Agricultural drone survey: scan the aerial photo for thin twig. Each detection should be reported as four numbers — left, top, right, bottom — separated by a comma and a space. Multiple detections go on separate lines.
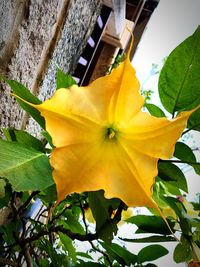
89, 240, 113, 267
16, 191, 40, 220
182, 124, 200, 136
78, 196, 88, 234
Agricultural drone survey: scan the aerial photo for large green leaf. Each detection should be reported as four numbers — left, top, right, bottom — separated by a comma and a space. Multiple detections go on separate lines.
0, 139, 53, 191
126, 215, 174, 235
59, 233, 77, 264
138, 245, 168, 263
88, 190, 120, 243
7, 80, 45, 129
3, 128, 45, 153
174, 142, 200, 175
158, 26, 200, 114
173, 235, 191, 263
100, 242, 137, 266
158, 161, 188, 192
56, 68, 76, 89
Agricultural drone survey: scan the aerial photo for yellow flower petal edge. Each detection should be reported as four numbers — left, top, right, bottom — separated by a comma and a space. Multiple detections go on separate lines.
13, 41, 199, 237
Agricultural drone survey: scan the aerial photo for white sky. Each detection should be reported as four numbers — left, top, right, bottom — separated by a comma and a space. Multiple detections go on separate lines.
128, 0, 200, 266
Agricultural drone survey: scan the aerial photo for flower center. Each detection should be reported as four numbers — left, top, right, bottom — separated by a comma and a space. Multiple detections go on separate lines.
107, 128, 116, 139
105, 126, 118, 141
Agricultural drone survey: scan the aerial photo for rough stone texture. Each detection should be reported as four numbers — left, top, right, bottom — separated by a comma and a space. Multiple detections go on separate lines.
0, 0, 27, 71
26, 0, 102, 138
0, 0, 102, 138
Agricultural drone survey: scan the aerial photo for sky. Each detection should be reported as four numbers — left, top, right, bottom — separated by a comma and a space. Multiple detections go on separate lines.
129, 0, 200, 266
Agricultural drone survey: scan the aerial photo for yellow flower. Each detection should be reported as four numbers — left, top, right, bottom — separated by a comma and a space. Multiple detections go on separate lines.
15, 47, 197, 213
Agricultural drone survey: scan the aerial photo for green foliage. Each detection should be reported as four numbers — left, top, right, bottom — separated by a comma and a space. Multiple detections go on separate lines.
158, 26, 200, 115
88, 190, 121, 242
56, 68, 77, 89
174, 142, 200, 175
3, 128, 45, 152
187, 108, 200, 132
59, 233, 77, 264
126, 215, 174, 235
173, 236, 192, 263
137, 245, 168, 263
0, 138, 53, 191
100, 242, 137, 265
6, 79, 45, 129
144, 103, 166, 117
158, 161, 188, 192
0, 178, 6, 198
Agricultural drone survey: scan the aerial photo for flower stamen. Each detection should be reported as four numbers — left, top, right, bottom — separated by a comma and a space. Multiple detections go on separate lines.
105, 127, 118, 141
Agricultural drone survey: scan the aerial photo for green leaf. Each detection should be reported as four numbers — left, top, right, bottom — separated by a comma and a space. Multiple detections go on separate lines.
61, 209, 84, 235
39, 184, 57, 203
158, 26, 200, 114
75, 263, 106, 267
59, 233, 77, 264
174, 142, 200, 175
0, 179, 6, 198
40, 239, 69, 265
145, 264, 158, 267
41, 131, 54, 148
0, 184, 12, 209
88, 190, 120, 243
0, 138, 53, 191
187, 108, 200, 132
145, 103, 166, 117
138, 245, 168, 263
7, 80, 45, 129
56, 68, 76, 89
159, 179, 181, 196
163, 197, 186, 219
126, 215, 174, 235
158, 161, 188, 192
3, 128, 45, 152
76, 252, 93, 261
120, 235, 176, 243
100, 242, 137, 266
173, 235, 191, 263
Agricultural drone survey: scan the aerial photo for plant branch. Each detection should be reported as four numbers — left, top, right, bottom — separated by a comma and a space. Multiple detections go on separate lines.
0, 258, 20, 267
22, 225, 98, 246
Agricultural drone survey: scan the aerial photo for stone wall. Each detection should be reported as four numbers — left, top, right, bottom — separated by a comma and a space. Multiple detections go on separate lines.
0, 0, 102, 137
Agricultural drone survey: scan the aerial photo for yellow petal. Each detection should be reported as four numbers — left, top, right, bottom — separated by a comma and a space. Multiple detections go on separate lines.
122, 109, 196, 159
51, 136, 157, 209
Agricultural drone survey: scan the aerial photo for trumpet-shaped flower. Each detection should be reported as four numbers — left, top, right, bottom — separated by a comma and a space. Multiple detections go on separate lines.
15, 48, 197, 213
